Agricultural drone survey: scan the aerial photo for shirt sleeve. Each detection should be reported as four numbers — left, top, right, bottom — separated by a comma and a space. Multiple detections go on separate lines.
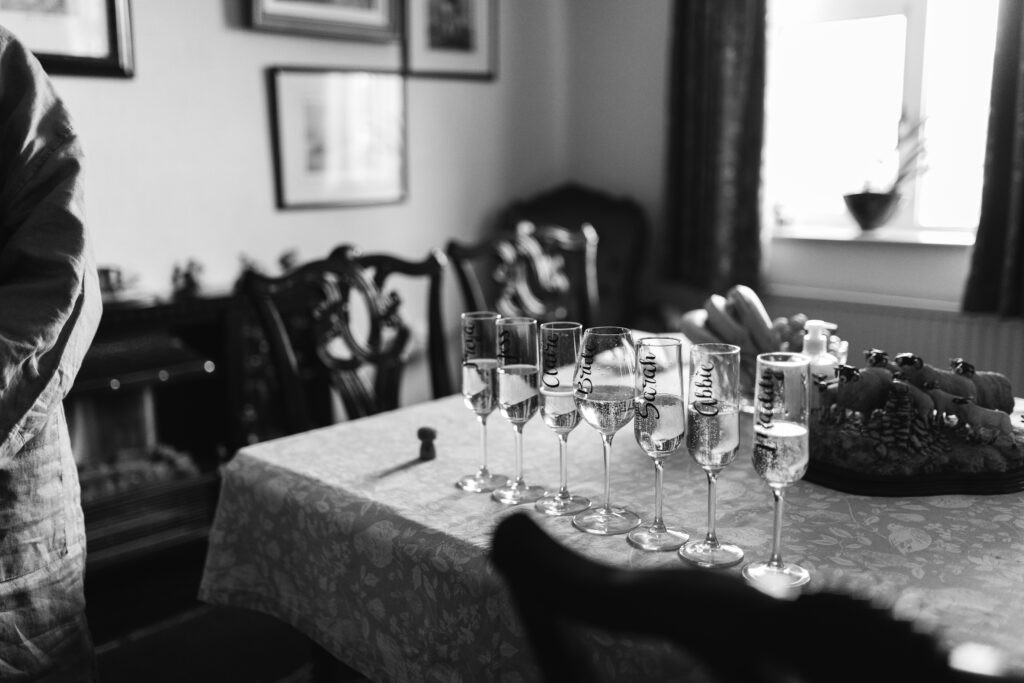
0, 28, 102, 464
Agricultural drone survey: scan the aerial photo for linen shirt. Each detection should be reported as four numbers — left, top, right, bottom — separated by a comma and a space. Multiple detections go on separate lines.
0, 25, 102, 682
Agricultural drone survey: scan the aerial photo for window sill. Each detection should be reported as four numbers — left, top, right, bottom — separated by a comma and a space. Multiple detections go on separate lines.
771, 224, 975, 247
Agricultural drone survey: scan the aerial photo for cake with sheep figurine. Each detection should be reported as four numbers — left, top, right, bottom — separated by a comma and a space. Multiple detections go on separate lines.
808, 349, 1024, 494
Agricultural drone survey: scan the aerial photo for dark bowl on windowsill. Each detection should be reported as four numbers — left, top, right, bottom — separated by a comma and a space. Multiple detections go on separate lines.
843, 191, 901, 231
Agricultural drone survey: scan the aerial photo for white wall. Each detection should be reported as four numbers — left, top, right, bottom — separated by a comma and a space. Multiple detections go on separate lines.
563, 0, 672, 249
50, 0, 569, 297
47, 0, 975, 338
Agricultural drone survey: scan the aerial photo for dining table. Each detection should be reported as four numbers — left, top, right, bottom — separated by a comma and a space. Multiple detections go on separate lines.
198, 391, 1024, 682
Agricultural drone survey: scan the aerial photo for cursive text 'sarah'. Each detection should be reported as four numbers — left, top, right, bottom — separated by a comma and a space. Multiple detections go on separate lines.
635, 353, 660, 419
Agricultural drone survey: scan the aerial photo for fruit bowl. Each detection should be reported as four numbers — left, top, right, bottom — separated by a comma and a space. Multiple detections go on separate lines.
675, 287, 1024, 495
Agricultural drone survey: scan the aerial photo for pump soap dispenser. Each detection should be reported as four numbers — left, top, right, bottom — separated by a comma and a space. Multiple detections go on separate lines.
803, 319, 839, 384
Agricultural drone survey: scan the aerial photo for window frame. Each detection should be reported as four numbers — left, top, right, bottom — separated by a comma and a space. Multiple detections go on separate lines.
764, 0, 990, 242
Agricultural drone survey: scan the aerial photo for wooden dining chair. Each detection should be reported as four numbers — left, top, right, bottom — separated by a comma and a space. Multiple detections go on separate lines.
236, 245, 451, 437
491, 513, 1013, 683
495, 182, 651, 327
446, 220, 599, 327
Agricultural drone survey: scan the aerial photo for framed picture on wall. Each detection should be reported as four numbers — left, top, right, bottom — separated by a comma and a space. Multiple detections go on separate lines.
252, 0, 401, 42
0, 0, 134, 77
404, 0, 496, 79
269, 68, 406, 209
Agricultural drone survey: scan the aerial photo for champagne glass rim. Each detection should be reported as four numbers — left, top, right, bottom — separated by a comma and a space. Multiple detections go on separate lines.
692, 342, 740, 354
540, 320, 582, 331
462, 310, 500, 320
584, 325, 631, 336
757, 352, 810, 365
636, 336, 683, 348
496, 316, 537, 326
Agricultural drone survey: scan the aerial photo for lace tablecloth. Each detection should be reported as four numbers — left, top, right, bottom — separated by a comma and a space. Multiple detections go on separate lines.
199, 394, 1024, 682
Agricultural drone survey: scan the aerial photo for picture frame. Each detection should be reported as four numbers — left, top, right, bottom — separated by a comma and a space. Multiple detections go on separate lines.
404, 0, 496, 79
0, 0, 134, 77
268, 68, 406, 209
252, 0, 401, 42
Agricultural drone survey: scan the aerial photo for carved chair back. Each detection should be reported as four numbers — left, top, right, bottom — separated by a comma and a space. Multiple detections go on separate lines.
496, 183, 650, 327
446, 220, 599, 328
238, 245, 451, 436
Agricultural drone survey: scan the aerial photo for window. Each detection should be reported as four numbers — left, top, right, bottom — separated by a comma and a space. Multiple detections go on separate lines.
763, 0, 999, 237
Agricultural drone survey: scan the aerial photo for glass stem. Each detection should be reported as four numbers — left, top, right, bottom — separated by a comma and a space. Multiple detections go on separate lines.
704, 470, 720, 547
513, 424, 525, 485
768, 487, 785, 569
477, 414, 489, 474
600, 433, 614, 511
557, 433, 570, 499
651, 458, 667, 532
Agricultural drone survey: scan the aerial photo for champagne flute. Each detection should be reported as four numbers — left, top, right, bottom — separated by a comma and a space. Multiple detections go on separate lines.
491, 317, 546, 505
571, 326, 640, 535
679, 343, 745, 568
742, 352, 812, 591
535, 322, 590, 516
627, 337, 689, 551
455, 311, 508, 492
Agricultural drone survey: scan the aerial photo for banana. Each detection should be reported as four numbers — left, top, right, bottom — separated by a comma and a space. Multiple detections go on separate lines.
771, 316, 789, 350
676, 308, 722, 345
725, 284, 776, 353
789, 313, 808, 351
772, 315, 807, 352
703, 293, 756, 350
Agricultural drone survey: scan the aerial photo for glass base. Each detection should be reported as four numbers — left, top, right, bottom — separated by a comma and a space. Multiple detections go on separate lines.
572, 506, 641, 536
679, 538, 744, 568
741, 560, 810, 595
456, 469, 508, 493
491, 481, 545, 505
627, 525, 689, 552
535, 493, 590, 516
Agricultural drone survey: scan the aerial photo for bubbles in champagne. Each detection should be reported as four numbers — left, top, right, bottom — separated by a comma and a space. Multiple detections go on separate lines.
634, 394, 685, 456
576, 385, 634, 435
686, 404, 740, 469
498, 364, 539, 424
462, 359, 497, 416
753, 420, 809, 487
540, 385, 581, 434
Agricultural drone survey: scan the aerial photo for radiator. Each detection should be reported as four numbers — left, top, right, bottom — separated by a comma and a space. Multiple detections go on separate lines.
765, 295, 1024, 391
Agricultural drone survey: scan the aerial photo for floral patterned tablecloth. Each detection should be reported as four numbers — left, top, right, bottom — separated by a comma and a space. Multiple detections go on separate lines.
199, 394, 1024, 682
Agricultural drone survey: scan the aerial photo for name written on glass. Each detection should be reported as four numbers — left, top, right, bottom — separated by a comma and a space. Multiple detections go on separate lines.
635, 352, 660, 420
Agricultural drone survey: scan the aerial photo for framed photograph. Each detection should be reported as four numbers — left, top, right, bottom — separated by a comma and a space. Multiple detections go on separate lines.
269, 68, 406, 209
0, 0, 133, 77
405, 0, 496, 79
252, 0, 401, 42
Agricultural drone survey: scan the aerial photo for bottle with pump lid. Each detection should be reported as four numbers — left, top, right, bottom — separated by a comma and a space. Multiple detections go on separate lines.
803, 319, 839, 384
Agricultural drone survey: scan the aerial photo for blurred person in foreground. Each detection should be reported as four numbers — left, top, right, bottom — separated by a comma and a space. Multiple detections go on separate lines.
0, 24, 103, 682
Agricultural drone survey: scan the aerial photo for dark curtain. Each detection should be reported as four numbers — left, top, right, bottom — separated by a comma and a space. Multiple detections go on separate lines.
963, 0, 1024, 315
663, 0, 767, 294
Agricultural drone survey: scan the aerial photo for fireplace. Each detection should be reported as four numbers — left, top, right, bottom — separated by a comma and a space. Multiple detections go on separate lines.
68, 296, 242, 571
